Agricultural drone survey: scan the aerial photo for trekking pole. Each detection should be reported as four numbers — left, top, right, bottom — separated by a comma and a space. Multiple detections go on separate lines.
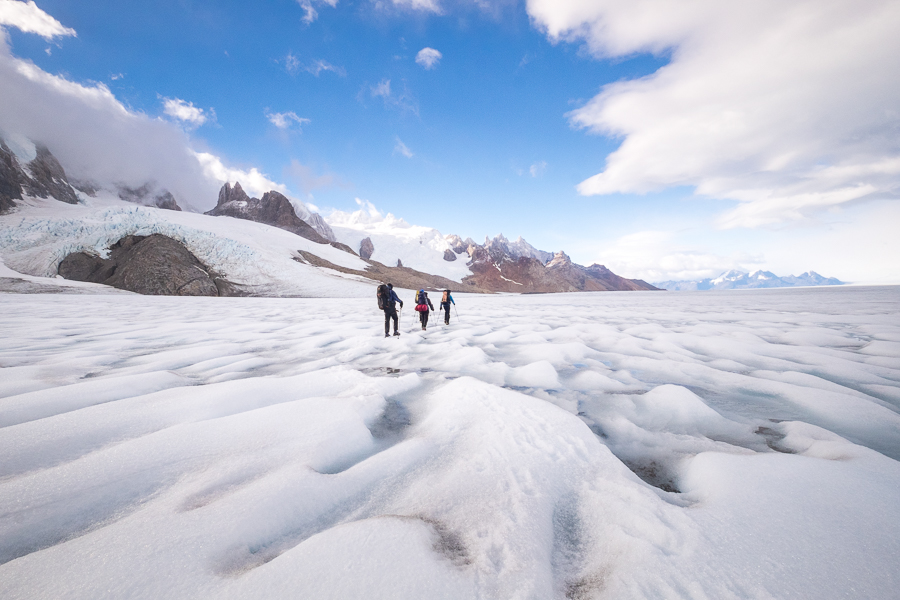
454, 305, 460, 323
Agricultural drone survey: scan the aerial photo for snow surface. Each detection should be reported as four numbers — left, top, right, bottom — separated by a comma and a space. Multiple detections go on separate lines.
0, 195, 374, 297
1, 286, 899, 599
327, 201, 472, 282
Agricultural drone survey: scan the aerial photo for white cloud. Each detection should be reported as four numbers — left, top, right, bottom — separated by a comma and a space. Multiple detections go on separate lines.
284, 52, 301, 74
0, 32, 287, 212
394, 137, 413, 158
371, 79, 391, 98
304, 59, 346, 77
525, 0, 900, 227
284, 53, 345, 77
0, 0, 75, 40
589, 230, 763, 282
194, 152, 289, 200
415, 47, 442, 69
529, 161, 547, 177
161, 96, 210, 128
368, 78, 418, 115
264, 109, 310, 131
390, 0, 442, 14
296, 0, 338, 25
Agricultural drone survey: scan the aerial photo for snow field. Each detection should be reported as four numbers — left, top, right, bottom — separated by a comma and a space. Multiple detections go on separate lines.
1, 286, 899, 598
0, 196, 374, 297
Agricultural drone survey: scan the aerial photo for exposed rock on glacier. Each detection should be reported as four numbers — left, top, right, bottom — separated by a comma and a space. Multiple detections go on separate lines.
359, 237, 374, 260
443, 249, 456, 262
58, 234, 237, 296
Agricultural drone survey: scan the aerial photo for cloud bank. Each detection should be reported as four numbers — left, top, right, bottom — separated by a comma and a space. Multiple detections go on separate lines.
0, 0, 74, 39
525, 0, 900, 227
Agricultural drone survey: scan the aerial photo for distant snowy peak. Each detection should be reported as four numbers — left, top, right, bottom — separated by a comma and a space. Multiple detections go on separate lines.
481, 233, 554, 264
655, 270, 845, 291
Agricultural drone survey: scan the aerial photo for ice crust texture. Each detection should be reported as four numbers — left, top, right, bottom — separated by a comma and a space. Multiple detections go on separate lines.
1, 287, 899, 599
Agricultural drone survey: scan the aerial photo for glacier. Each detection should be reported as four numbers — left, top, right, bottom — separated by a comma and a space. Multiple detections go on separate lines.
1, 285, 898, 599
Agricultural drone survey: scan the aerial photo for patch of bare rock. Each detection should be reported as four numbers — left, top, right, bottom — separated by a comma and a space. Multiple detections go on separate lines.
58, 234, 243, 296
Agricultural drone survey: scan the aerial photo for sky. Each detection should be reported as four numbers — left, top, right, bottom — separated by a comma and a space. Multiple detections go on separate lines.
0, 0, 898, 283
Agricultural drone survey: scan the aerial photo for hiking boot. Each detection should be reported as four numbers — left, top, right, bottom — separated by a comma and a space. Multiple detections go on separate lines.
393, 331, 400, 336
384, 333, 390, 338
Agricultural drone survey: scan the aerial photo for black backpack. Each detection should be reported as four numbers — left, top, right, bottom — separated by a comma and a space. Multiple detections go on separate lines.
377, 284, 388, 310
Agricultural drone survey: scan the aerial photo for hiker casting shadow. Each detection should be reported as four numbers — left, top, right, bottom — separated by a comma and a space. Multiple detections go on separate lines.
378, 283, 403, 337
415, 289, 435, 331
439, 289, 455, 325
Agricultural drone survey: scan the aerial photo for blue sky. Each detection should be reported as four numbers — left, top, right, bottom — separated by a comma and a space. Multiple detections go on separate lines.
1, 0, 899, 283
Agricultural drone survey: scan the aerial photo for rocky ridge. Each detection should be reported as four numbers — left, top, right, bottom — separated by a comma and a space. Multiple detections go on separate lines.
0, 135, 182, 212
1, 137, 79, 212
455, 234, 658, 293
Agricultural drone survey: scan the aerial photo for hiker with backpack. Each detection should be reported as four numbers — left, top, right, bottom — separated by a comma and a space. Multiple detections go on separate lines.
414, 289, 435, 331
439, 289, 455, 325
377, 283, 403, 337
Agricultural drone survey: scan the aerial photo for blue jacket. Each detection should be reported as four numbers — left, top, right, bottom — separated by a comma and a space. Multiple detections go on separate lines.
440, 293, 455, 308
389, 289, 403, 307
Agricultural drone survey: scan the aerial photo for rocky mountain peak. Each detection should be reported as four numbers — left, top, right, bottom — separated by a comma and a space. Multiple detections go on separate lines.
0, 136, 80, 212
206, 182, 332, 245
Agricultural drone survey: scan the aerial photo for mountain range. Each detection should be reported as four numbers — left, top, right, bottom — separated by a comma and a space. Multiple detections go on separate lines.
654, 269, 845, 291
0, 135, 658, 297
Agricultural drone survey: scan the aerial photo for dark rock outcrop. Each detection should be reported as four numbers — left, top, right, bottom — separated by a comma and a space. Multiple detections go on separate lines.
0, 141, 23, 213
23, 145, 79, 204
206, 182, 329, 244
117, 184, 182, 211
0, 138, 80, 211
443, 249, 457, 262
57, 234, 235, 296
359, 237, 374, 260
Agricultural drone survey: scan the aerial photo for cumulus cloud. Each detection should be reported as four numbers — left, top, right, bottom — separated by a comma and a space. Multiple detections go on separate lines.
525, 0, 900, 227
394, 137, 413, 158
415, 47, 442, 69
194, 152, 288, 199
264, 109, 310, 131
0, 0, 75, 39
161, 96, 211, 128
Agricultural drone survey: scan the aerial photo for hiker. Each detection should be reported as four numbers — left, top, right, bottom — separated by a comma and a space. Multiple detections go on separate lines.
439, 289, 455, 325
377, 283, 403, 337
414, 289, 435, 330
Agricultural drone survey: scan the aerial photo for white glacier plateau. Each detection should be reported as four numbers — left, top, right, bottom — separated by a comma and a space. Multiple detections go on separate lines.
1, 285, 899, 599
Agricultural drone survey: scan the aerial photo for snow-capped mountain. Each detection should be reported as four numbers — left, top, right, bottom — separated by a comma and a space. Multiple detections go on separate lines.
1, 133, 182, 213
655, 269, 845, 291
1, 136, 657, 297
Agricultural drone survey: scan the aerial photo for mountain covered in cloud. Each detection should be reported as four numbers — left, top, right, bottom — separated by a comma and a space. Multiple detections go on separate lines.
0, 138, 656, 296
654, 269, 845, 291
